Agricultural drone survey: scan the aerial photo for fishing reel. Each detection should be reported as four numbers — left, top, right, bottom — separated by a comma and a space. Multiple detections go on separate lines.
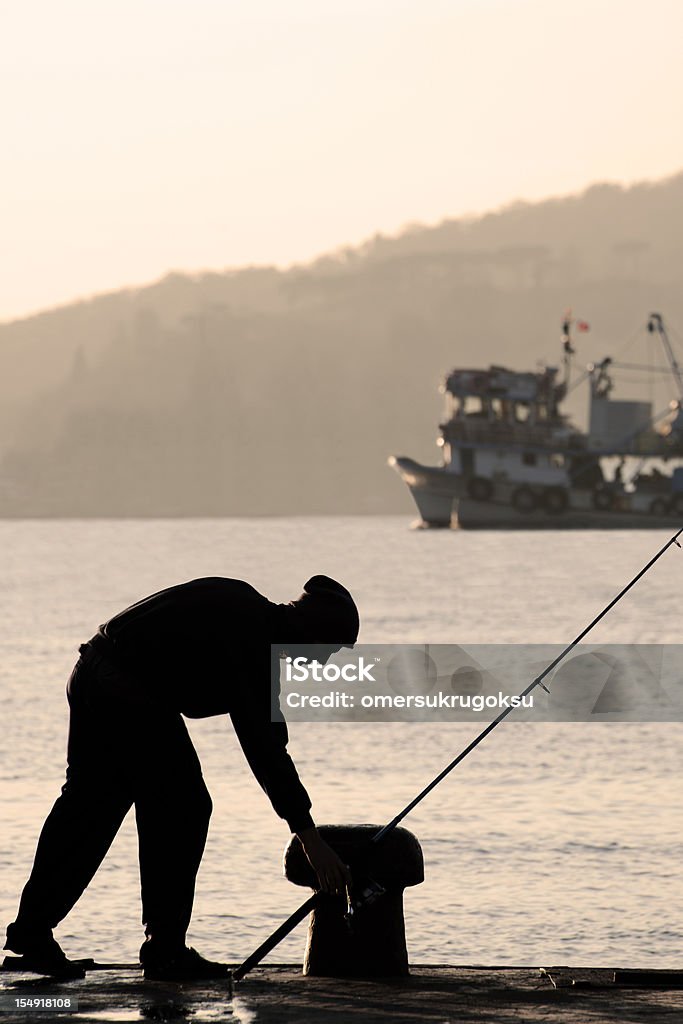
343, 876, 386, 931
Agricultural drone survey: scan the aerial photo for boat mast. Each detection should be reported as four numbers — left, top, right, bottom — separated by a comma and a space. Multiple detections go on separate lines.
648, 312, 683, 403
561, 312, 575, 390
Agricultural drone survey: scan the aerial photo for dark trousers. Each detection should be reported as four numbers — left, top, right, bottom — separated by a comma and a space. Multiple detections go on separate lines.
12, 646, 212, 947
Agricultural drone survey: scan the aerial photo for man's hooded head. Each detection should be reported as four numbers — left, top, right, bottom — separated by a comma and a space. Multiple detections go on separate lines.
290, 575, 360, 646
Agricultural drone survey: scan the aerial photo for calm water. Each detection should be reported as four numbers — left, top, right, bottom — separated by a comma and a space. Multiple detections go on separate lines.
1, 518, 682, 968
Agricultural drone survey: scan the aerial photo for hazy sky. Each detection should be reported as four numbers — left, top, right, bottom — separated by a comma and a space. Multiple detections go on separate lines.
2, 0, 683, 321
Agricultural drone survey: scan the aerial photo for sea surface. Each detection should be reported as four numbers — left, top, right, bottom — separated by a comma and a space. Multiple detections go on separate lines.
1, 517, 682, 969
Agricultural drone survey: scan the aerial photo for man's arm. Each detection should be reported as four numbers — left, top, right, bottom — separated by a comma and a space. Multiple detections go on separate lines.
230, 713, 351, 894
231, 713, 313, 831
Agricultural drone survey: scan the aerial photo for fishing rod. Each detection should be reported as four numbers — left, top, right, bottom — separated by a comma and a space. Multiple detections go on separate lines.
232, 528, 682, 982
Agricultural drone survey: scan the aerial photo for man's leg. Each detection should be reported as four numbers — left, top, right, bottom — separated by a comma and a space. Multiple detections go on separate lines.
6, 655, 134, 959
133, 712, 212, 949
131, 713, 229, 979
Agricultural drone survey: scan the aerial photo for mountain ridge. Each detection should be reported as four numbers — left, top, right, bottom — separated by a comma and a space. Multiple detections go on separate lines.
2, 171, 682, 515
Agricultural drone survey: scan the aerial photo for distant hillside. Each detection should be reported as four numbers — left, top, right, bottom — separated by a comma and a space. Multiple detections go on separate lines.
2, 172, 683, 516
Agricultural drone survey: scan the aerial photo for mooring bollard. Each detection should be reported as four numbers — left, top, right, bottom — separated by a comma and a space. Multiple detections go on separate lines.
283, 823, 424, 977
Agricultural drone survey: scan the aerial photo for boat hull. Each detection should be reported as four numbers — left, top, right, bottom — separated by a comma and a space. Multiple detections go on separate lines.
389, 456, 678, 530
454, 499, 673, 530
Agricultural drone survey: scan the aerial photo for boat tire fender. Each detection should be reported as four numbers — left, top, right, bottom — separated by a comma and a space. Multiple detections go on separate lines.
467, 476, 494, 502
649, 496, 669, 517
544, 486, 569, 514
592, 487, 614, 511
512, 485, 537, 513
670, 494, 683, 516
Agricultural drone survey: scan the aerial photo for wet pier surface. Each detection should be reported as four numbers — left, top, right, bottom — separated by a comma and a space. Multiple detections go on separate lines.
3, 964, 683, 1023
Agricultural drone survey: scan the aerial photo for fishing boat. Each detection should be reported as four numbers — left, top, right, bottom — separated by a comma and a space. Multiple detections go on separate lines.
389, 313, 683, 529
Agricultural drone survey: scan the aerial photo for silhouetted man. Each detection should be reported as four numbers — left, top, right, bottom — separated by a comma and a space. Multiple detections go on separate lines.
5, 575, 358, 980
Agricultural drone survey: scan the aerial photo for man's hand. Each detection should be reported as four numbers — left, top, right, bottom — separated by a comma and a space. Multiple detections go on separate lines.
297, 827, 352, 896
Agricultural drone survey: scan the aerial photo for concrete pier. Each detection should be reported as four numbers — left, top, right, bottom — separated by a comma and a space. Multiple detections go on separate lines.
3, 964, 683, 1023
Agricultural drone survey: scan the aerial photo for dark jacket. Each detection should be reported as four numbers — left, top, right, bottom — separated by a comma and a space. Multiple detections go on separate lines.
98, 577, 313, 834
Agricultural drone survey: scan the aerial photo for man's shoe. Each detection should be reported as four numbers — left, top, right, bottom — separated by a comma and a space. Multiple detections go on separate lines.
141, 943, 230, 981
2, 931, 84, 979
